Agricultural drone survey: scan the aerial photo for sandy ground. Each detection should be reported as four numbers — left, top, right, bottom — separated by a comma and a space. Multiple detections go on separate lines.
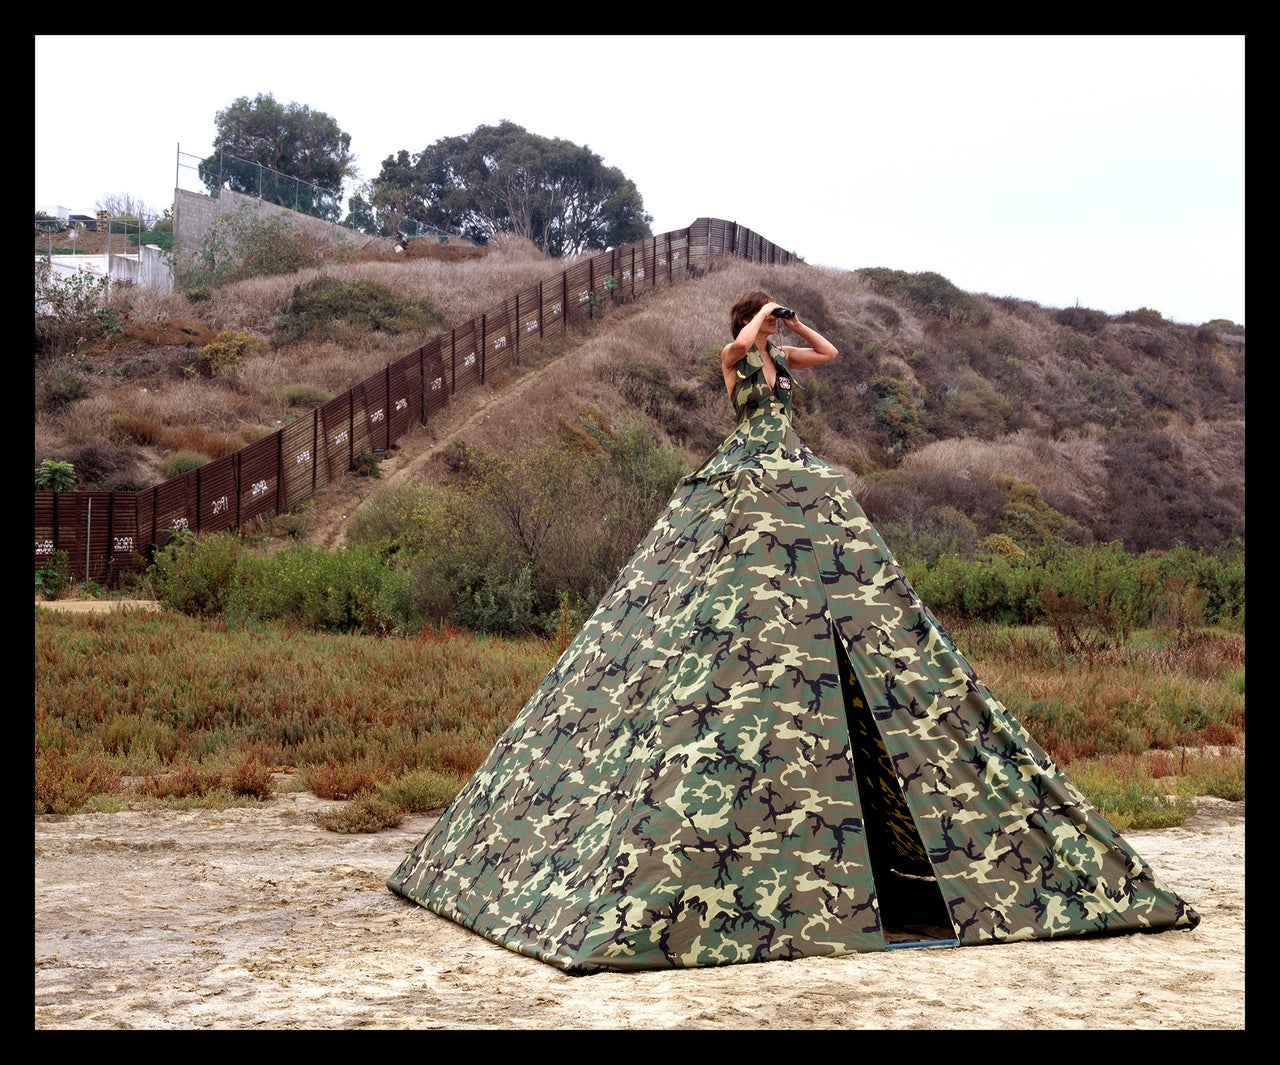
34, 787, 1244, 1030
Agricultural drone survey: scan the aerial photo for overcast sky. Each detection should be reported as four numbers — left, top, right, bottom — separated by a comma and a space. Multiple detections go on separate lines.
34, 35, 1244, 326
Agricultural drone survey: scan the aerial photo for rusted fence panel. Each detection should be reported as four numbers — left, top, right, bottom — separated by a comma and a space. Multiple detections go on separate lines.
236, 435, 282, 530
281, 415, 320, 510
35, 218, 798, 587
420, 338, 449, 421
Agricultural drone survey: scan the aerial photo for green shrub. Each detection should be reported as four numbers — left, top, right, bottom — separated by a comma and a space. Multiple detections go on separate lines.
35, 549, 71, 598
869, 375, 927, 454
277, 383, 332, 408
225, 543, 408, 633
1053, 306, 1110, 333
343, 415, 686, 637
317, 790, 404, 833
380, 768, 463, 813
35, 458, 77, 491
274, 277, 442, 345
159, 450, 212, 478
150, 530, 243, 616
856, 267, 990, 325
353, 451, 382, 477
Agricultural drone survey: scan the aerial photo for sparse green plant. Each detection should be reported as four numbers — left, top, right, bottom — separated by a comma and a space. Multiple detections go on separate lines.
175, 204, 322, 291
379, 768, 463, 813
35, 458, 77, 491
353, 450, 382, 477
35, 549, 71, 598
34, 264, 111, 358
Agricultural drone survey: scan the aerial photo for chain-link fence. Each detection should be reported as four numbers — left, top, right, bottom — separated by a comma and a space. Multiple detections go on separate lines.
177, 147, 456, 244
34, 213, 172, 255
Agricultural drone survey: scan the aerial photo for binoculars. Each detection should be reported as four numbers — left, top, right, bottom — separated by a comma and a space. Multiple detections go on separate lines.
772, 308, 796, 319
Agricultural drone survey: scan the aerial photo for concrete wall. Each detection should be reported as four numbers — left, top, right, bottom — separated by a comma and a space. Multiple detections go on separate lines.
173, 187, 393, 266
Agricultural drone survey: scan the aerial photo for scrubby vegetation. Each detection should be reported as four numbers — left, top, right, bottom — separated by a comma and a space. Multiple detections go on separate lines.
34, 606, 1243, 832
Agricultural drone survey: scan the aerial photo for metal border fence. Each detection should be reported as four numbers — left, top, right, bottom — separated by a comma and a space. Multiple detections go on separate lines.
35, 217, 798, 588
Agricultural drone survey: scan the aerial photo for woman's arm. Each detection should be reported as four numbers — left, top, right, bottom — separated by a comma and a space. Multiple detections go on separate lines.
779, 315, 838, 368
721, 302, 784, 374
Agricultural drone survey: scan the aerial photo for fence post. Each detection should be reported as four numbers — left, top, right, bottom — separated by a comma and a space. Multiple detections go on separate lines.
384, 365, 392, 451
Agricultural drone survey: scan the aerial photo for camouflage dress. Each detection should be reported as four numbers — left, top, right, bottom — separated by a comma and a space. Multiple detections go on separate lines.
387, 338, 1199, 972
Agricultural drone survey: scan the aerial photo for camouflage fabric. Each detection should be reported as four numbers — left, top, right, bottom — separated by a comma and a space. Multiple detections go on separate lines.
388, 348, 1200, 972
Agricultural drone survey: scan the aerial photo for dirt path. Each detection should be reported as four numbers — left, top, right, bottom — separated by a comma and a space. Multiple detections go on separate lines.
34, 792, 1244, 1030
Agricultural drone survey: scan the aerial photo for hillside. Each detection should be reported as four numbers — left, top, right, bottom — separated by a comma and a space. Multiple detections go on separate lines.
35, 235, 1245, 560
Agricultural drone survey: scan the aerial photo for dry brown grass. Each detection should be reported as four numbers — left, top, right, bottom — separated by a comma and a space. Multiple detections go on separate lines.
899, 428, 1109, 523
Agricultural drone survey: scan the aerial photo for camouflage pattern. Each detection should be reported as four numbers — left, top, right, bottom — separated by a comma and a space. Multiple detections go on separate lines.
388, 342, 1200, 972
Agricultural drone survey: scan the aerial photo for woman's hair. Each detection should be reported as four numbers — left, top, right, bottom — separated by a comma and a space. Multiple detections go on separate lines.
729, 290, 774, 339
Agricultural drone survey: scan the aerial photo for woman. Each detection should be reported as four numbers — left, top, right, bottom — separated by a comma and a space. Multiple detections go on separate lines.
388, 288, 1198, 973
721, 289, 838, 403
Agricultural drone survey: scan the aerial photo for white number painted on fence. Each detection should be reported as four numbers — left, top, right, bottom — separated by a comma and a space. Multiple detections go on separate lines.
525, 319, 538, 332
395, 397, 408, 412
211, 495, 229, 515
492, 336, 507, 350
36, 539, 53, 556
371, 407, 385, 423
579, 290, 591, 303
552, 302, 562, 315
113, 536, 134, 553
250, 480, 270, 498
295, 449, 311, 465
431, 376, 443, 392
464, 351, 477, 367
334, 428, 349, 446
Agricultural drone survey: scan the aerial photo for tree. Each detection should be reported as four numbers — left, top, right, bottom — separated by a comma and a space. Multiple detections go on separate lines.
95, 194, 164, 227
199, 94, 356, 222
370, 121, 653, 255
35, 459, 77, 491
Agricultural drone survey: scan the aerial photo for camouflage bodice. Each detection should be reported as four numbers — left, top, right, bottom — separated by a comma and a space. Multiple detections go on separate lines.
731, 339, 794, 423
